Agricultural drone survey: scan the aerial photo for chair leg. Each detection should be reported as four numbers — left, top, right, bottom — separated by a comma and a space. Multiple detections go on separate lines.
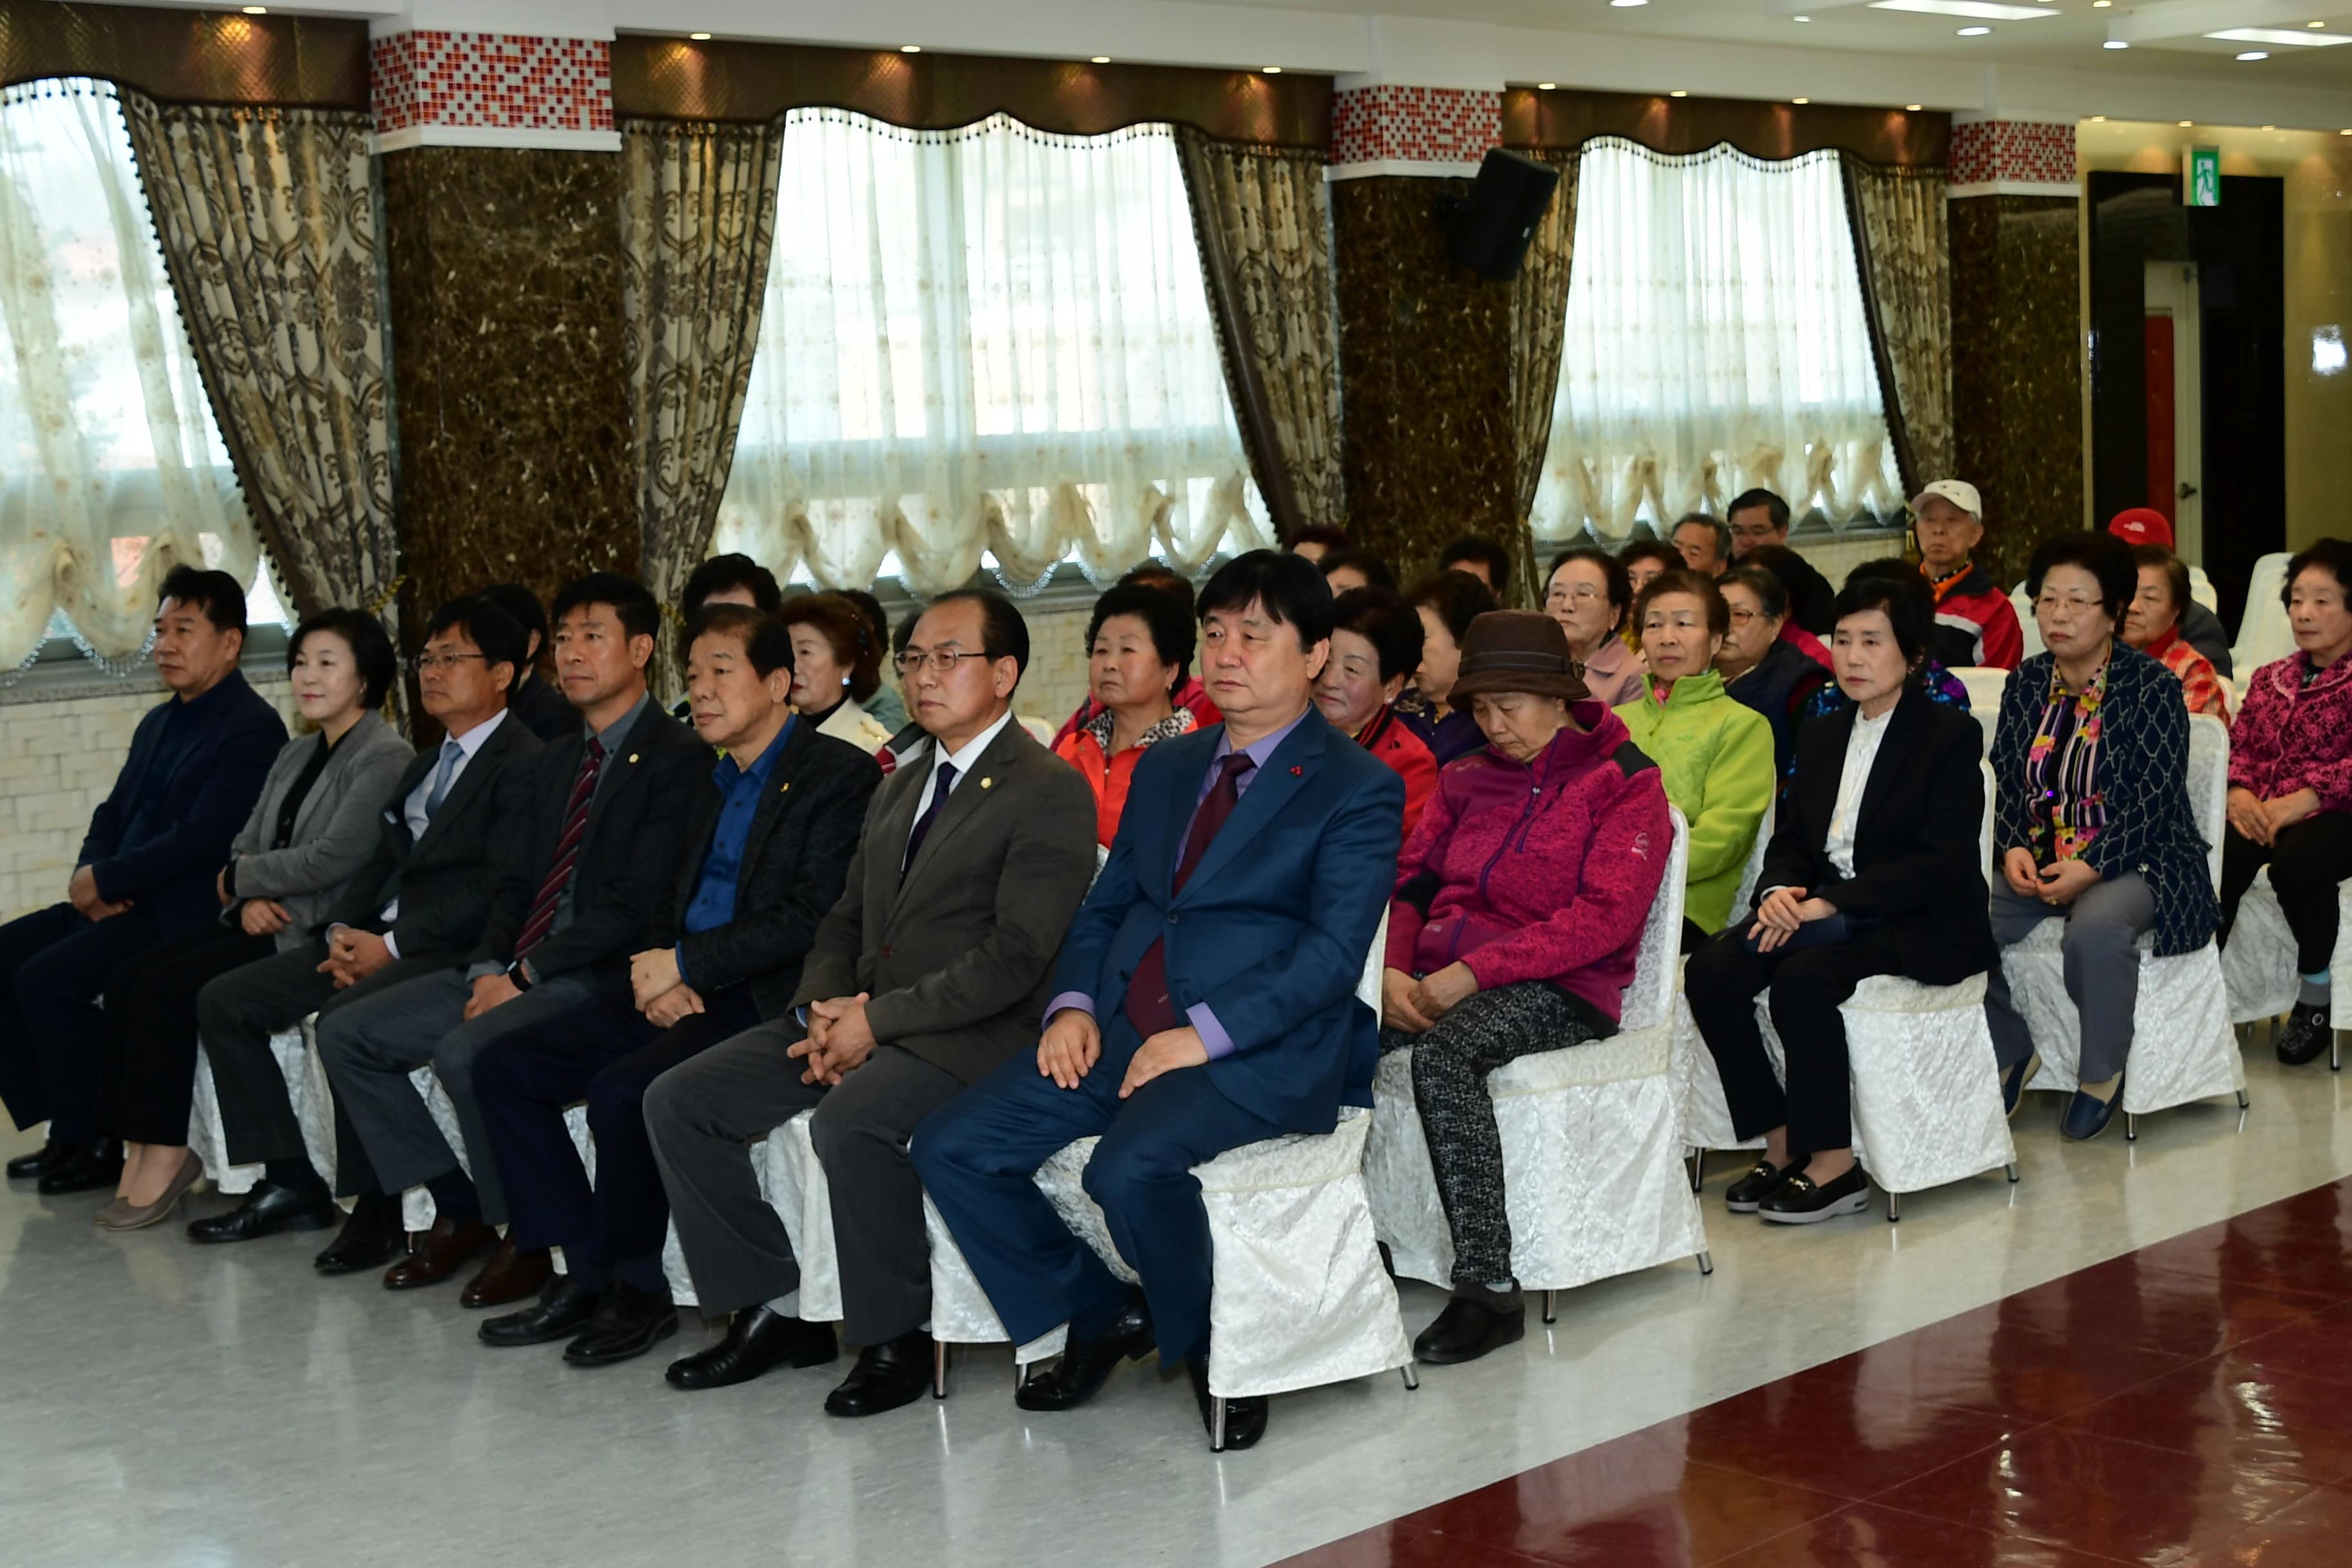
1542, 1289, 1556, 1325
2237, 1088, 2251, 1110
1014, 1357, 1030, 1394
2334, 1030, 2343, 1073
1210, 1396, 1228, 1453
1399, 1364, 1419, 1391
1886, 1190, 1901, 1224
2006, 1161, 2019, 1183
1687, 1148, 1705, 1193
2125, 1112, 2138, 1142
932, 1340, 949, 1400
1696, 1250, 1714, 1277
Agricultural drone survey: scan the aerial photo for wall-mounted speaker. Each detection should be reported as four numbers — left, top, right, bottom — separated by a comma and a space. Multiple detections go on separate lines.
1447, 148, 1561, 282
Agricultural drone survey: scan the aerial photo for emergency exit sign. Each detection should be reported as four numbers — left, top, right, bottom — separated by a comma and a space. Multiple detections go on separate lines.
2186, 147, 2221, 207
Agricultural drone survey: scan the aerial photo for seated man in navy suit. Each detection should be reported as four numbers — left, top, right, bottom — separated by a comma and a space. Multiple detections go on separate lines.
914, 551, 1402, 1450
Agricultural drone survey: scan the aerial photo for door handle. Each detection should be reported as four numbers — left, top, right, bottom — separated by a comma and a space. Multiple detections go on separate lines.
2177, 482, 2199, 500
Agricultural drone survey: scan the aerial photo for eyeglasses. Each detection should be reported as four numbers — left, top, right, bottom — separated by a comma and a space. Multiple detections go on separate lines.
1546, 585, 1605, 607
1726, 607, 1762, 625
895, 647, 1003, 677
406, 651, 487, 672
2034, 593, 2103, 617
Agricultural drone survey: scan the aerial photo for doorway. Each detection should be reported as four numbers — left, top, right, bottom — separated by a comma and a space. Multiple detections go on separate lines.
2142, 260, 2202, 564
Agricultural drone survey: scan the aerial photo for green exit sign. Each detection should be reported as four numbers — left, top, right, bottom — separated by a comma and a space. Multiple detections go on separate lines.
2186, 146, 2221, 206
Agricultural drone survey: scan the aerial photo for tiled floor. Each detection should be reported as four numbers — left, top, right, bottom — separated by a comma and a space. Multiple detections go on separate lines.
1285, 1177, 2352, 1567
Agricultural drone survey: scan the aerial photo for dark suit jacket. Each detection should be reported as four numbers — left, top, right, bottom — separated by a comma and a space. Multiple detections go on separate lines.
1055, 712, 1404, 1133
646, 718, 881, 1022
471, 698, 708, 1005
1770, 547, 1838, 636
796, 715, 1098, 1085
329, 709, 545, 966
506, 669, 574, 743
79, 668, 288, 936
1763, 690, 1995, 985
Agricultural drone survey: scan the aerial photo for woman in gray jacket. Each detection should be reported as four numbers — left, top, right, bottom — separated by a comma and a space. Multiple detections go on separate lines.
90, 609, 412, 1230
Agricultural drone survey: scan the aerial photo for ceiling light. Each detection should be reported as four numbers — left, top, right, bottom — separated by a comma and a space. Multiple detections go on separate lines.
1611, 0, 1649, 7
1670, 88, 1689, 97
1262, 64, 1282, 73
241, 4, 266, 12
1793, 96, 1810, 104
1958, 24, 1992, 34
1537, 82, 1558, 90
901, 43, 921, 53
2264, 123, 2277, 129
2104, 39, 2130, 48
2342, 127, 2352, 133
2238, 50, 2271, 59
1872, 0, 2053, 17
1906, 103, 1923, 110
1090, 55, 1110, 64
689, 32, 711, 41
2208, 26, 2351, 46
2093, 1, 2111, 6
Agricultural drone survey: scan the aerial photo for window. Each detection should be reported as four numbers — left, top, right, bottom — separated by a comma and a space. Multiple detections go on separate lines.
713, 111, 1269, 596
0, 79, 267, 680
1530, 139, 1901, 545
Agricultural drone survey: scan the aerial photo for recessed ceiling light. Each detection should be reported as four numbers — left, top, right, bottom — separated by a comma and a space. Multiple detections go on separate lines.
2238, 49, 2271, 59
2104, 39, 2130, 48
1262, 64, 1282, 73
2208, 26, 2351, 46
1874, 0, 2052, 16
240, 4, 266, 12
1090, 55, 1110, 64
1906, 103, 1923, 110
2093, 1, 2111, 7
689, 32, 711, 41
2179, 119, 2194, 126
1958, 24, 1992, 35
2341, 127, 2352, 134
1670, 88, 1689, 97
1611, 0, 1649, 7
1793, 96, 1810, 104
901, 44, 921, 53
1537, 82, 1558, 90
2092, 114, 2107, 121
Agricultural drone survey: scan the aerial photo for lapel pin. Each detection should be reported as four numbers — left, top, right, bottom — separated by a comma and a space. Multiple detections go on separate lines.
1291, 765, 1302, 776
981, 776, 995, 789
627, 753, 639, 764
779, 781, 790, 792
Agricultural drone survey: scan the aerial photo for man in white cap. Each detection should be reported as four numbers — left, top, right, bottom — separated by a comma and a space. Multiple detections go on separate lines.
1912, 480, 2023, 671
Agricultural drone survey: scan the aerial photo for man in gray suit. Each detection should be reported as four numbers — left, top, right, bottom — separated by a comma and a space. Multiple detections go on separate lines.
647, 588, 1096, 1418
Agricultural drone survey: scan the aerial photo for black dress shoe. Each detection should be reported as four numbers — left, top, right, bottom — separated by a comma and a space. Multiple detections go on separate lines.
5, 1139, 67, 1181
1723, 1156, 1803, 1215
1188, 1354, 1267, 1451
665, 1305, 838, 1390
313, 1197, 406, 1274
823, 1329, 934, 1417
1015, 1290, 1155, 1413
562, 1281, 678, 1367
1411, 1293, 1526, 1366
185, 1181, 338, 1244
35, 1138, 122, 1195
2278, 1003, 2335, 1066
480, 1275, 603, 1348
1759, 1164, 1872, 1224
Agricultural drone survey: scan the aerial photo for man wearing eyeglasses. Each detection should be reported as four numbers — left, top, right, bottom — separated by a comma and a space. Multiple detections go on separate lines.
643, 588, 1097, 1418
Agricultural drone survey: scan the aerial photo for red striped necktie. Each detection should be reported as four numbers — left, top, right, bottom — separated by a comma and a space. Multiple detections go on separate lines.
514, 736, 605, 960
1124, 751, 1255, 1039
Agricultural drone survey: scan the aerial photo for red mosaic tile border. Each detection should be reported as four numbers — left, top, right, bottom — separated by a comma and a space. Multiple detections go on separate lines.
1331, 85, 1502, 166
369, 30, 614, 135
1950, 119, 2077, 187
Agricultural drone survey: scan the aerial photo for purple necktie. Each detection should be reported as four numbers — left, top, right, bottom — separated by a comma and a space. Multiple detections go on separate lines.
1125, 752, 1255, 1039
902, 761, 957, 876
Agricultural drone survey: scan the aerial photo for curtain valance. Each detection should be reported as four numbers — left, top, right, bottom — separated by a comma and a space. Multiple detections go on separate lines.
1505, 88, 1948, 170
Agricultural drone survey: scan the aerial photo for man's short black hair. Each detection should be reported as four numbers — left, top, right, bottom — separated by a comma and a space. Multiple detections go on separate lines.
476, 582, 549, 654
289, 607, 399, 709
424, 594, 529, 695
685, 602, 795, 680
1285, 524, 1354, 554
1317, 547, 1397, 593
1718, 565, 1788, 624
1438, 534, 1513, 595
925, 588, 1031, 685
2026, 532, 2138, 623
681, 553, 783, 617
1726, 488, 1792, 533
1086, 582, 1197, 695
892, 609, 920, 660
1741, 544, 1813, 612
1405, 568, 1500, 648
1117, 561, 1198, 620
1198, 549, 1335, 651
1830, 571, 1934, 678
157, 565, 246, 634
1618, 539, 1681, 576
1669, 512, 1734, 570
1331, 585, 1427, 685
551, 572, 661, 643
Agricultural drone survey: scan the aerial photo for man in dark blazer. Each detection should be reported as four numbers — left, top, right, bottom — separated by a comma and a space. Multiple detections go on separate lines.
646, 589, 1097, 1416
469, 605, 879, 1367
1, 567, 286, 1195
316, 573, 706, 1307
915, 552, 1403, 1450
181, 596, 543, 1263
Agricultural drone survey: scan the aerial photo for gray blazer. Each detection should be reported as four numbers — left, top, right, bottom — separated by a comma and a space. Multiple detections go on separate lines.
224, 708, 415, 952
796, 714, 1098, 1086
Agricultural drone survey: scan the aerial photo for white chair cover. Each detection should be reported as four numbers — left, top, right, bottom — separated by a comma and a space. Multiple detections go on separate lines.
1952, 665, 2010, 716
188, 1024, 337, 1197
1366, 811, 1710, 1292
2012, 716, 2246, 1119
2232, 552, 2293, 674
2220, 868, 2352, 1024
2189, 564, 2219, 615
1730, 797, 1774, 926
2013, 590, 2044, 661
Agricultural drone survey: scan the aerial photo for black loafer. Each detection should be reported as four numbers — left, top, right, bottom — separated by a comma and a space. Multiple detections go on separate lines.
1411, 1293, 1525, 1366
480, 1275, 603, 1348
2001, 1050, 2042, 1119
562, 1281, 678, 1367
1188, 1353, 1267, 1451
313, 1196, 407, 1274
823, 1329, 934, 1417
1015, 1290, 1155, 1413
1759, 1165, 1871, 1224
35, 1138, 122, 1196
2278, 1003, 2334, 1067
2061, 1078, 2124, 1142
1724, 1156, 1803, 1214
5, 1139, 68, 1181
185, 1181, 338, 1244
665, 1305, 838, 1391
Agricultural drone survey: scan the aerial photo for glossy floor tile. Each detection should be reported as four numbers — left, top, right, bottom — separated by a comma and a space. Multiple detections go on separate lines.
6, 1043, 2352, 1567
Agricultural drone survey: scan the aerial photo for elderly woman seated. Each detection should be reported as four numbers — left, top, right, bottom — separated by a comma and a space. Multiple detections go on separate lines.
1315, 586, 1438, 837
1616, 570, 1776, 951
1542, 547, 1645, 708
1686, 573, 1994, 1223
2123, 545, 2231, 721
2220, 537, 2352, 1065
1054, 582, 1199, 847
1792, 560, 1972, 757
777, 592, 895, 754
1983, 533, 2218, 1140
1717, 564, 1830, 778
1380, 611, 1670, 1364
1399, 569, 1502, 763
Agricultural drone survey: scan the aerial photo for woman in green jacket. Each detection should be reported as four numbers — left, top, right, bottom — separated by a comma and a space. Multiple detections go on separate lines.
1617, 569, 1778, 949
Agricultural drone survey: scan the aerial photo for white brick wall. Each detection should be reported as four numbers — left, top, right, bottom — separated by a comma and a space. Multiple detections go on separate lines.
1, 674, 297, 921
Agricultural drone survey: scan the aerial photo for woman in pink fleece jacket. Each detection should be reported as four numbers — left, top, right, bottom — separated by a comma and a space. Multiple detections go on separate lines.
2220, 539, 2352, 1063
1380, 611, 1671, 1369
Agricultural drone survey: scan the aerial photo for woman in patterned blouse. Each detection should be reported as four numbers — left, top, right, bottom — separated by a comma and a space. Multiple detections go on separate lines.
2122, 544, 2231, 723
1981, 533, 2219, 1142
1052, 583, 1198, 847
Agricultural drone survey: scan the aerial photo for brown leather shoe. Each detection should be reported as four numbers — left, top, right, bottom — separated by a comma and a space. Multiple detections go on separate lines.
460, 1235, 552, 1308
381, 1216, 498, 1290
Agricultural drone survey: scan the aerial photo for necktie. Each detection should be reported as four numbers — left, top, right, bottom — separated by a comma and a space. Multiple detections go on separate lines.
422, 738, 464, 820
1125, 752, 1256, 1039
514, 736, 605, 960
902, 761, 957, 876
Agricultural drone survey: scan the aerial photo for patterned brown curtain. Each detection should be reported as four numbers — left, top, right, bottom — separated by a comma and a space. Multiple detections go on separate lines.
620, 116, 785, 688
1175, 127, 1345, 538
1507, 148, 1580, 605
1841, 155, 1952, 495
119, 95, 400, 650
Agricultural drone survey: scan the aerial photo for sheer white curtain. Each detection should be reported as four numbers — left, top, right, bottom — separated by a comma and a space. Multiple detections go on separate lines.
712, 111, 1268, 595
1531, 139, 1901, 545
0, 80, 255, 667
